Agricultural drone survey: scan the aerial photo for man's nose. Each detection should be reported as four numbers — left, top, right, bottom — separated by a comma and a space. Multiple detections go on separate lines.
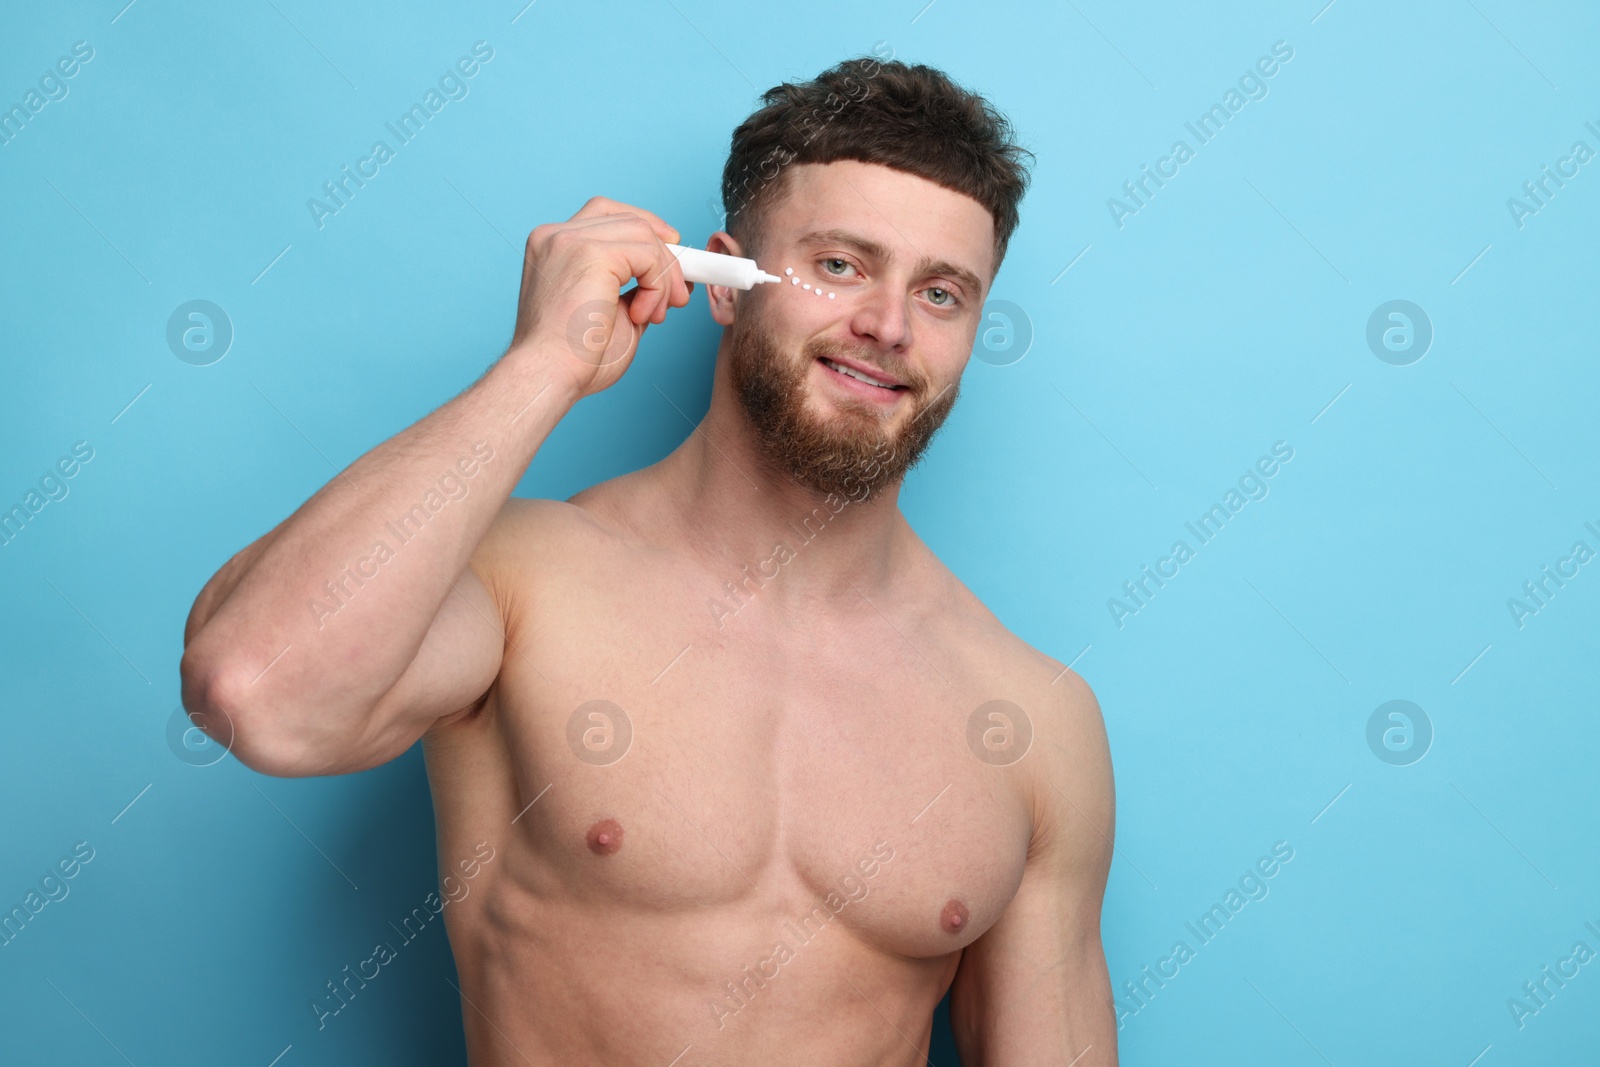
850, 283, 913, 351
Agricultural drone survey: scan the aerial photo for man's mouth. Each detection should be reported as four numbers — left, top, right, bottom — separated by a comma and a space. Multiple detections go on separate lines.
818, 356, 905, 391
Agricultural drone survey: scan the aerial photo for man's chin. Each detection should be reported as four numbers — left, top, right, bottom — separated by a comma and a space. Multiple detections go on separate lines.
726, 315, 956, 501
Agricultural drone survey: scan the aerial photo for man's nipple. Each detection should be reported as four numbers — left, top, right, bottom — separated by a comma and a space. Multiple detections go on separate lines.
940, 898, 969, 934
586, 818, 624, 856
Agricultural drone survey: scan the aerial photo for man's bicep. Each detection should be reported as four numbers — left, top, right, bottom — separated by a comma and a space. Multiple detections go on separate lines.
324, 498, 578, 775
1047, 671, 1117, 905
385, 563, 505, 722
323, 559, 505, 775
947, 857, 1115, 1065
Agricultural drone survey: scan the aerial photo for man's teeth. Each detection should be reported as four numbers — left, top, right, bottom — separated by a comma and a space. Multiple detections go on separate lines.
822, 358, 895, 389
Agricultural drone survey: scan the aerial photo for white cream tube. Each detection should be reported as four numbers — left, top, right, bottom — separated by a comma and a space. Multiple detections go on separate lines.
663, 244, 784, 290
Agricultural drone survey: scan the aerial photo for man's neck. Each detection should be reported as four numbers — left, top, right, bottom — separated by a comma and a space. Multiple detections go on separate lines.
648, 375, 911, 611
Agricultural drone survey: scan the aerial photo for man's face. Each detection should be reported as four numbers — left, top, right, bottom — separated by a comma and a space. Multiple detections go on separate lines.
721, 161, 994, 501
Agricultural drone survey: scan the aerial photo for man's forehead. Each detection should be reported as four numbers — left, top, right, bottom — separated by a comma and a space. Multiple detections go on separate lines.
768, 161, 995, 289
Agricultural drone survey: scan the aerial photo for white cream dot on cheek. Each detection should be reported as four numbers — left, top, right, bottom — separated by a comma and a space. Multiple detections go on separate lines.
781, 267, 831, 298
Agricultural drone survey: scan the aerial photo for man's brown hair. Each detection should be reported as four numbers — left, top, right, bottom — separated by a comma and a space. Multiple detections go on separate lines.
720, 54, 1034, 277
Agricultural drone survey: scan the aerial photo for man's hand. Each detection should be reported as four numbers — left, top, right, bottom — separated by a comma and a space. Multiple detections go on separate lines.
510, 196, 696, 399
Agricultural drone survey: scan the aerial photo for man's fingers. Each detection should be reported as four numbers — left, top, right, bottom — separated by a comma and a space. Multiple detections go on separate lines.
569, 197, 679, 245
626, 240, 687, 322
541, 219, 685, 311
635, 238, 689, 296
619, 286, 655, 338
623, 283, 653, 326
623, 279, 661, 326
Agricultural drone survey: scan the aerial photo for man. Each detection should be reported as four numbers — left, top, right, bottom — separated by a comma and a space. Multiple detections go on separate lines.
181, 56, 1117, 1065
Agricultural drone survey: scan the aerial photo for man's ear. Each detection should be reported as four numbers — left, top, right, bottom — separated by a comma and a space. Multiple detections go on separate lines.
704, 231, 744, 327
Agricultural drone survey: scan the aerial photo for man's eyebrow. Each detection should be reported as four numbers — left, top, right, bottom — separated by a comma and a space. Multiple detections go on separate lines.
796, 228, 985, 300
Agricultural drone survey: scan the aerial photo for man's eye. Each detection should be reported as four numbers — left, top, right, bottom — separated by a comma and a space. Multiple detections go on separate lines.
926, 287, 956, 307
823, 258, 854, 275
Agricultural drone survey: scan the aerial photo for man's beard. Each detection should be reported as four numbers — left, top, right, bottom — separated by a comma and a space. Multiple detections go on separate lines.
725, 297, 960, 502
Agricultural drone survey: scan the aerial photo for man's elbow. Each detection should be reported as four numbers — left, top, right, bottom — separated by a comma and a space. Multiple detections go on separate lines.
178, 647, 321, 778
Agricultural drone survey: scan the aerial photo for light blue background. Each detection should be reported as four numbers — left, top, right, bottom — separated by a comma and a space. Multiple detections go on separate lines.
3, 1, 1597, 1064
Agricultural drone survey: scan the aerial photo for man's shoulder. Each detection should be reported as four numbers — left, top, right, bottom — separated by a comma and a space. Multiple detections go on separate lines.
917, 559, 1110, 872
479, 494, 600, 548
471, 493, 626, 582
914, 548, 1082, 672
470, 476, 678, 598
912, 549, 1105, 754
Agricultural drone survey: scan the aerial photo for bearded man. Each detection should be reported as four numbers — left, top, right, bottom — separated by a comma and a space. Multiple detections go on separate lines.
181, 56, 1117, 1066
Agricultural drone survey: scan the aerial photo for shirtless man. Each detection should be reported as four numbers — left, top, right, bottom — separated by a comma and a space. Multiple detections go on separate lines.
180, 58, 1117, 1065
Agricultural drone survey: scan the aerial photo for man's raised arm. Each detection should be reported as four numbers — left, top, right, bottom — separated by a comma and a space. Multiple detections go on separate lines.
178, 197, 693, 778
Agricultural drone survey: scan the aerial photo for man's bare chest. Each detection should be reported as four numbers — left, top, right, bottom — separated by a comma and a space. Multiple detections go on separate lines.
476, 547, 1038, 959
